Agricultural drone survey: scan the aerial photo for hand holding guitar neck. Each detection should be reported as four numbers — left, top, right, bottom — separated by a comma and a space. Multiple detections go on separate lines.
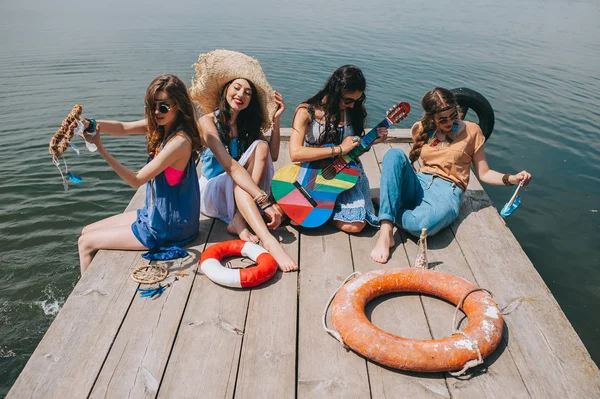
340, 136, 361, 155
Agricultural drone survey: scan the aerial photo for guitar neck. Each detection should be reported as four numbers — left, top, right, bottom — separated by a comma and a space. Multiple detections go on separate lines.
331, 118, 393, 172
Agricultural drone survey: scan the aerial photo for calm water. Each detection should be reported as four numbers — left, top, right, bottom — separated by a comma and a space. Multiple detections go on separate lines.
1, 0, 599, 394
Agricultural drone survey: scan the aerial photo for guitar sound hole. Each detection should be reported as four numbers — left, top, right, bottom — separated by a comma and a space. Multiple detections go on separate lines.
321, 168, 336, 180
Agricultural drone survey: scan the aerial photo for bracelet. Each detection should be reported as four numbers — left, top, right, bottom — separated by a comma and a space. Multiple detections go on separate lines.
253, 189, 268, 202
331, 146, 335, 157
502, 174, 513, 186
337, 146, 342, 156
84, 118, 97, 133
261, 202, 273, 211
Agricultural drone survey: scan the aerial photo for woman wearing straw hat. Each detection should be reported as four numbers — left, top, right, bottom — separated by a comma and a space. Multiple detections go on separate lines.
192, 49, 297, 272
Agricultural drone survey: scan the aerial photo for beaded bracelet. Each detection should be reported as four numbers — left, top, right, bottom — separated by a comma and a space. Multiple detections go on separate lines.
253, 189, 268, 203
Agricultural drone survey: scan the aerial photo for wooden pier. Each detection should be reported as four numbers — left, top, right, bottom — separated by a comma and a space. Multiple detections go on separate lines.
8, 129, 600, 398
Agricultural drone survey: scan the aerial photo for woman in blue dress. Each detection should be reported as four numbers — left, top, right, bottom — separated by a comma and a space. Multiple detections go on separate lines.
289, 65, 388, 233
75, 74, 202, 274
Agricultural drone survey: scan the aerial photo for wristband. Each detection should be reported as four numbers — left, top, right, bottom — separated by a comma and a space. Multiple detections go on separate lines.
84, 118, 97, 133
502, 174, 513, 186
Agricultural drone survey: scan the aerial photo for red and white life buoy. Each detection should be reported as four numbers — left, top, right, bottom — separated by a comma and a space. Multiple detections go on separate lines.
199, 240, 278, 288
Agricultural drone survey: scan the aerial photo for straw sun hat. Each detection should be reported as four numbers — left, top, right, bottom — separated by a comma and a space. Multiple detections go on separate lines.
191, 49, 277, 131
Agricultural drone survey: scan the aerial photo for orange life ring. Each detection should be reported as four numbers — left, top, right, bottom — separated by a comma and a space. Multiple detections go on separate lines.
331, 268, 503, 373
200, 240, 278, 288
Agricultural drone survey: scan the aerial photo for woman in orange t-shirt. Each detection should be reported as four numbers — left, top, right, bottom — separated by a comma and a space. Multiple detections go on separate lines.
371, 87, 532, 263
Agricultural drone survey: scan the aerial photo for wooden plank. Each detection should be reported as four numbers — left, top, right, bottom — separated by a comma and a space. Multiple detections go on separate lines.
157, 218, 250, 398
388, 143, 531, 398
450, 173, 600, 398
89, 214, 213, 398
351, 144, 452, 398
234, 142, 299, 398
297, 228, 370, 397
7, 186, 148, 399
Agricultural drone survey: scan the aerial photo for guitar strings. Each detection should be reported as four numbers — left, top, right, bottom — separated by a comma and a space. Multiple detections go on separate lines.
293, 106, 406, 198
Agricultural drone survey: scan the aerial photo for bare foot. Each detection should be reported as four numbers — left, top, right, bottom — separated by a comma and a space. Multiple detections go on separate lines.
227, 212, 259, 243
371, 222, 395, 264
262, 237, 298, 272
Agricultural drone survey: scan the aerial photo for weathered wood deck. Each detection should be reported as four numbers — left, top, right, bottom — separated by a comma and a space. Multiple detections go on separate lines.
8, 129, 600, 398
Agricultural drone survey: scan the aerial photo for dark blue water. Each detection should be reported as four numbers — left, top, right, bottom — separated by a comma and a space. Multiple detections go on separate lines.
1, 0, 598, 394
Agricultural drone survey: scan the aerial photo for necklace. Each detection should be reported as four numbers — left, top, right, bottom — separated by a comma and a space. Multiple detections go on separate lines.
427, 122, 459, 148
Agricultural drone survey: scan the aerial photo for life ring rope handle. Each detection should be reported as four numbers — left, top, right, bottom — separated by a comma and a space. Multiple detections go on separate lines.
325, 273, 498, 377
322, 271, 362, 348
447, 287, 494, 377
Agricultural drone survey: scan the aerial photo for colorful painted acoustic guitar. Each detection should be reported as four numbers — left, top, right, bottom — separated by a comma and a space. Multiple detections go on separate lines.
271, 102, 411, 228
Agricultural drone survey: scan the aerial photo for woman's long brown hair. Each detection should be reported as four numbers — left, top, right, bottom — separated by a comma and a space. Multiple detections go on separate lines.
304, 65, 367, 144
215, 79, 264, 152
408, 87, 457, 163
144, 74, 202, 157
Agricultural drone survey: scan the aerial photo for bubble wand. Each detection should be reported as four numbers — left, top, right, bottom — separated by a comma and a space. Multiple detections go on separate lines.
500, 181, 524, 218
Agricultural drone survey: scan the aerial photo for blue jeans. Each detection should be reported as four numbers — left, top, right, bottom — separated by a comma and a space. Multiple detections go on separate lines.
378, 149, 463, 237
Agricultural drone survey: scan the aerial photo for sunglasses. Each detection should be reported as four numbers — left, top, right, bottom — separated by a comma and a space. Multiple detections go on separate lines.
437, 111, 458, 124
342, 94, 365, 105
156, 103, 172, 114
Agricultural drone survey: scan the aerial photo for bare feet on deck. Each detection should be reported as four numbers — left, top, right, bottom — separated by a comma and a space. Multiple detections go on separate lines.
227, 212, 259, 243
263, 237, 298, 272
370, 221, 395, 264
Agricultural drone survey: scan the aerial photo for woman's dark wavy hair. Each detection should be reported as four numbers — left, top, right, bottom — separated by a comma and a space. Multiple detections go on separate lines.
408, 87, 458, 163
144, 74, 202, 157
216, 79, 264, 151
304, 65, 367, 144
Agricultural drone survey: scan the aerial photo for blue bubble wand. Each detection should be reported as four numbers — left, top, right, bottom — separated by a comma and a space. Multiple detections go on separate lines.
500, 181, 524, 218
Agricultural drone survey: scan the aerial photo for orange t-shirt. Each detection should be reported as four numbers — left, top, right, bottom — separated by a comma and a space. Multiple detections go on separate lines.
413, 120, 485, 191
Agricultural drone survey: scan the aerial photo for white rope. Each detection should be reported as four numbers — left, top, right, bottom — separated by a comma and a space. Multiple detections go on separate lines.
322, 271, 361, 348
448, 331, 483, 377
448, 287, 493, 377
52, 156, 68, 192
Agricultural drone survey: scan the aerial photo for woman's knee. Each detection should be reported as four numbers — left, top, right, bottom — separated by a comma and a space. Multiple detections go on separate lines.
382, 148, 410, 170
401, 212, 454, 237
81, 224, 92, 235
334, 220, 366, 234
78, 233, 92, 251
254, 141, 269, 161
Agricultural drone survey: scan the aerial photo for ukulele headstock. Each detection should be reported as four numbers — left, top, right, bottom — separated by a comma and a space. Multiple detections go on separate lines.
386, 102, 411, 124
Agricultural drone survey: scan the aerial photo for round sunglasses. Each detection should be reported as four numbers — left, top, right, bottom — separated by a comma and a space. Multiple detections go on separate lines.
156, 103, 173, 114
146, 103, 174, 114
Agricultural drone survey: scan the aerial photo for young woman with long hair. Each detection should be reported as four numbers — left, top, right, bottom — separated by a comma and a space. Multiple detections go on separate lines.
371, 87, 532, 263
192, 49, 297, 272
288, 65, 388, 233
75, 74, 203, 273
